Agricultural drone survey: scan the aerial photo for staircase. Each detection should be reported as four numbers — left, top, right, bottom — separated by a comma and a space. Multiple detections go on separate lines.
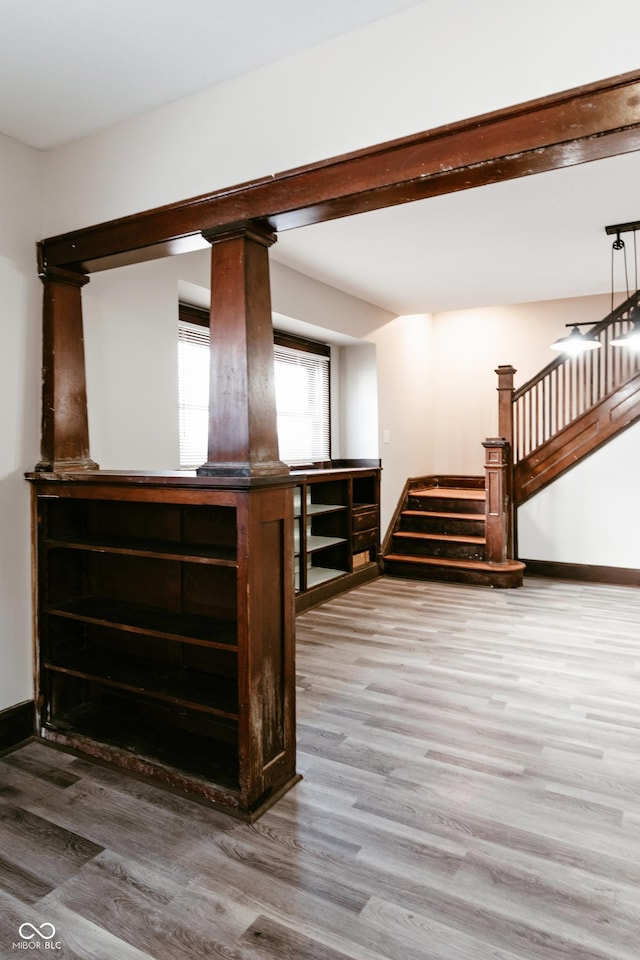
383, 476, 525, 588
511, 289, 640, 503
384, 289, 640, 590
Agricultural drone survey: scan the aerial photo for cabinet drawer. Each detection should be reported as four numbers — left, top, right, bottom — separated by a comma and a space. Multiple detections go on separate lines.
352, 509, 377, 532
353, 528, 378, 551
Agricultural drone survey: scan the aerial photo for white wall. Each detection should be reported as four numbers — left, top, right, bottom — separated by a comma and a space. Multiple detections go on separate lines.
430, 295, 611, 474
270, 261, 390, 342
83, 259, 181, 470
0, 133, 42, 711
338, 344, 379, 460
367, 314, 436, 529
519, 421, 640, 568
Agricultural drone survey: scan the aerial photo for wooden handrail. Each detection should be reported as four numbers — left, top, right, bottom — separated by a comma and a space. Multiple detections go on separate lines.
512, 289, 640, 464
489, 289, 640, 559
514, 289, 640, 402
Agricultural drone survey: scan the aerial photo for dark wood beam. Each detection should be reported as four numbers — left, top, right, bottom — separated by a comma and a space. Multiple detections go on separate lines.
40, 70, 640, 274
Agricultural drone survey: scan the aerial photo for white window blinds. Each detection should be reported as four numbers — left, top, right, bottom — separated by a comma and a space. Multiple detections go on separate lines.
177, 320, 330, 469
273, 344, 330, 465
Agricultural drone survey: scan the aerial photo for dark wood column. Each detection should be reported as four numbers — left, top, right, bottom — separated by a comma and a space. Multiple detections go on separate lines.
37, 265, 98, 472
482, 438, 513, 562
197, 221, 289, 478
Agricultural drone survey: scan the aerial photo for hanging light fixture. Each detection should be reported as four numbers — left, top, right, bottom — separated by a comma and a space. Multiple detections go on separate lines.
550, 323, 601, 354
550, 222, 640, 353
604, 220, 640, 351
608, 223, 640, 350
611, 305, 640, 350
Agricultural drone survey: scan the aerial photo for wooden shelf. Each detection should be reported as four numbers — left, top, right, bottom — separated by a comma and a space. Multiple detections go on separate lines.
306, 534, 347, 554
44, 650, 239, 719
306, 566, 348, 588
306, 503, 346, 516
45, 534, 237, 565
29, 477, 299, 819
43, 703, 240, 793
293, 465, 381, 611
47, 596, 238, 650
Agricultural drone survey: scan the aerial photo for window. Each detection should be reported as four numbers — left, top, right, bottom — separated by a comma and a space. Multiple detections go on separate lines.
274, 339, 330, 465
177, 307, 330, 469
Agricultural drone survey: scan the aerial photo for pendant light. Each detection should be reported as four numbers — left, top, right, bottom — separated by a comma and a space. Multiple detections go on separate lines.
609, 225, 640, 349
611, 305, 640, 350
605, 220, 640, 350
550, 323, 601, 354
550, 222, 640, 353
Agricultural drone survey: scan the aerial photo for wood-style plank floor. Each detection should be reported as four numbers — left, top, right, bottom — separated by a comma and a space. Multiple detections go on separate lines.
2, 575, 640, 959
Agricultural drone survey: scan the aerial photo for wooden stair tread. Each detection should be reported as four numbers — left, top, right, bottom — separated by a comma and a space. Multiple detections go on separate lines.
385, 553, 525, 572
394, 531, 485, 545
411, 487, 485, 500
402, 509, 485, 521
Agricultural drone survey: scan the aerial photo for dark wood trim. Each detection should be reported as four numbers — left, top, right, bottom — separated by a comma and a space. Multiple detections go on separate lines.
329, 458, 382, 469
40, 70, 640, 273
0, 700, 35, 754
273, 330, 330, 357
178, 302, 331, 359
178, 302, 209, 327
523, 558, 640, 587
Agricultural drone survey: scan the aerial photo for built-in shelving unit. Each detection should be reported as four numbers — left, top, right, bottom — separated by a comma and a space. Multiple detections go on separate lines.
29, 473, 299, 820
293, 462, 381, 612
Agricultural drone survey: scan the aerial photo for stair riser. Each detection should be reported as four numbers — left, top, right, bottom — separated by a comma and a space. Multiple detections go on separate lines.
412, 477, 485, 491
408, 495, 484, 515
392, 536, 485, 561
400, 515, 485, 536
384, 559, 523, 588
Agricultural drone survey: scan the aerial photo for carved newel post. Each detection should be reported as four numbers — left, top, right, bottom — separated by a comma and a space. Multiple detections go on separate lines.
482, 438, 512, 563
482, 364, 517, 563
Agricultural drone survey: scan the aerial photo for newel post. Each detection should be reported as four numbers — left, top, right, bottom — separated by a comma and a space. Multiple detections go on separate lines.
495, 364, 516, 450
482, 366, 517, 563
36, 260, 98, 472
482, 438, 513, 563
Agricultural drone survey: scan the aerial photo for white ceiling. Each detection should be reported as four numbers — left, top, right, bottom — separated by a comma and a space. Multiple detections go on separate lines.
0, 0, 423, 150
1, 0, 638, 315
274, 152, 640, 314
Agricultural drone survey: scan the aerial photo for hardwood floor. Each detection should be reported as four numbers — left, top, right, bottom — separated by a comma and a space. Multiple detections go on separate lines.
2, 575, 640, 958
